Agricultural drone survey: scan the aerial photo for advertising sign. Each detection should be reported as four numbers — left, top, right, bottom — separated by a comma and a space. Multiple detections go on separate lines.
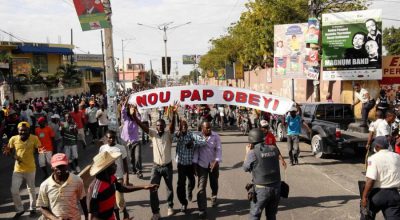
217, 69, 225, 80
381, 56, 400, 84
128, 85, 295, 115
207, 70, 214, 78
73, 0, 111, 31
306, 18, 320, 44
12, 58, 31, 75
322, 9, 382, 81
225, 63, 234, 80
274, 23, 308, 78
182, 55, 201, 65
235, 62, 244, 79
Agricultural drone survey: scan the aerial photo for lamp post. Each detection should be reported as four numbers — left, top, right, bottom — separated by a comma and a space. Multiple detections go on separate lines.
121, 38, 134, 90
137, 21, 191, 87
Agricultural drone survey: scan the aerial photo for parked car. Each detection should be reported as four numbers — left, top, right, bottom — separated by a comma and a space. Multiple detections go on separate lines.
273, 103, 369, 158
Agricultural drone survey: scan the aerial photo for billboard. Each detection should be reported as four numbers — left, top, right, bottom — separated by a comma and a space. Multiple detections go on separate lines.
322, 9, 382, 81
73, 0, 111, 31
12, 58, 31, 75
306, 18, 320, 44
225, 63, 234, 80
274, 23, 308, 79
182, 55, 201, 65
380, 56, 400, 84
235, 62, 244, 79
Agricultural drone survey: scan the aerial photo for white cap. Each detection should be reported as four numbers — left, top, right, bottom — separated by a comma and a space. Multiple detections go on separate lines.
260, 120, 269, 128
289, 106, 297, 112
51, 114, 60, 119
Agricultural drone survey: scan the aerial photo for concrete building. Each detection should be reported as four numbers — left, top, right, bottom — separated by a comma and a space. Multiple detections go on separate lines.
118, 58, 146, 89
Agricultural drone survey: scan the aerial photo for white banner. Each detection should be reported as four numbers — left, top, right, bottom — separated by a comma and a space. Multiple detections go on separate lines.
128, 86, 294, 115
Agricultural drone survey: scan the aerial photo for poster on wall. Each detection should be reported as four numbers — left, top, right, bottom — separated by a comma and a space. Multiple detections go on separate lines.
322, 9, 382, 81
306, 18, 320, 44
234, 62, 244, 79
273, 23, 308, 79
73, 0, 111, 31
380, 56, 400, 84
12, 58, 32, 75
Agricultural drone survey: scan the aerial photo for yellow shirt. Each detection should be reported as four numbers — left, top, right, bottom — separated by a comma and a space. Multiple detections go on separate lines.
9, 134, 41, 173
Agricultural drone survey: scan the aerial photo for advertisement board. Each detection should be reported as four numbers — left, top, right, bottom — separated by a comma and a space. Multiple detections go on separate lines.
73, 0, 111, 31
322, 9, 382, 81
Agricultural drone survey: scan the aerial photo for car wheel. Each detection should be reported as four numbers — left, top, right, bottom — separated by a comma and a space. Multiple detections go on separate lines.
276, 123, 286, 142
311, 134, 326, 159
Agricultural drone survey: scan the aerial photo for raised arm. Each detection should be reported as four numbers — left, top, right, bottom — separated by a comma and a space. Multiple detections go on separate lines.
168, 102, 179, 133
130, 105, 150, 134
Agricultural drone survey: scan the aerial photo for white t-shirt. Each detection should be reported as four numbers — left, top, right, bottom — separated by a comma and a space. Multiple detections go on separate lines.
99, 144, 127, 179
96, 109, 109, 126
375, 120, 391, 137
355, 88, 370, 104
366, 150, 400, 188
369, 118, 384, 133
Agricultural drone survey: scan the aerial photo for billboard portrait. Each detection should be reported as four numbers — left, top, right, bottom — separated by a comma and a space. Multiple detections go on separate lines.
274, 23, 308, 78
322, 9, 382, 81
73, 0, 110, 31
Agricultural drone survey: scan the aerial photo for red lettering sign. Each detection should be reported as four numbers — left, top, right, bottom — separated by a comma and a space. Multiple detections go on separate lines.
136, 95, 147, 107
390, 57, 399, 66
148, 93, 158, 105
160, 91, 171, 103
191, 90, 201, 101
272, 99, 279, 111
235, 92, 247, 103
223, 90, 234, 102
248, 94, 260, 106
180, 90, 191, 102
203, 89, 214, 101
263, 97, 273, 109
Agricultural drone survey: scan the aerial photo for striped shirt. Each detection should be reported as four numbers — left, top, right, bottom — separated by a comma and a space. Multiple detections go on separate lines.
88, 176, 118, 220
37, 173, 85, 220
174, 131, 196, 165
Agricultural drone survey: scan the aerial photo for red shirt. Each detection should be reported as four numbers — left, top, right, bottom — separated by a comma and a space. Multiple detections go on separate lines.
264, 132, 276, 145
70, 111, 85, 129
35, 126, 55, 152
88, 176, 117, 220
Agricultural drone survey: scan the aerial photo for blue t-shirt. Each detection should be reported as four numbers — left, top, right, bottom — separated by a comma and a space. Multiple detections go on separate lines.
286, 115, 301, 135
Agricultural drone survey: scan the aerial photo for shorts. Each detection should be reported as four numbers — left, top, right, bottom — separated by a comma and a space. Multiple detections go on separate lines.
65, 145, 78, 160
38, 151, 52, 167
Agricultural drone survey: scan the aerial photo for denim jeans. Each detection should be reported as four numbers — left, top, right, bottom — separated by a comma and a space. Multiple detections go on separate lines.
177, 163, 195, 206
128, 142, 142, 173
287, 135, 300, 162
150, 163, 174, 214
249, 182, 281, 220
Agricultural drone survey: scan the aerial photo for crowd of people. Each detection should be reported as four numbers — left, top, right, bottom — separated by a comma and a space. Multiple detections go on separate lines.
1, 84, 400, 220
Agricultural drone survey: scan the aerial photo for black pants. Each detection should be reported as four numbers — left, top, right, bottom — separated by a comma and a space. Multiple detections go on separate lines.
128, 142, 142, 173
87, 122, 98, 140
362, 101, 375, 125
366, 188, 400, 220
97, 125, 108, 139
250, 182, 281, 220
177, 163, 195, 206
141, 121, 149, 143
150, 163, 174, 214
197, 164, 219, 212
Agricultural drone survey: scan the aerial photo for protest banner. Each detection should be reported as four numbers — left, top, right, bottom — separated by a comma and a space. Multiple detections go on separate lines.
380, 56, 400, 84
73, 0, 110, 31
128, 85, 295, 115
274, 23, 308, 79
322, 9, 382, 81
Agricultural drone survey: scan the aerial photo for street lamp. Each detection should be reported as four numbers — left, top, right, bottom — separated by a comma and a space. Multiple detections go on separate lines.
137, 21, 191, 87
121, 38, 134, 90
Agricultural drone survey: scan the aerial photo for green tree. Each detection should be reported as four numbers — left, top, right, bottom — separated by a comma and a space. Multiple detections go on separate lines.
57, 64, 82, 87
383, 26, 400, 55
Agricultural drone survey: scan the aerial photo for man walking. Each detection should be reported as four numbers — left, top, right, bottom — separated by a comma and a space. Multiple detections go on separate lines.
3, 122, 42, 217
362, 136, 400, 219
37, 153, 88, 220
35, 117, 55, 179
85, 100, 98, 142
353, 83, 375, 127
243, 128, 286, 220
131, 103, 177, 220
193, 121, 222, 219
174, 120, 196, 213
285, 104, 308, 165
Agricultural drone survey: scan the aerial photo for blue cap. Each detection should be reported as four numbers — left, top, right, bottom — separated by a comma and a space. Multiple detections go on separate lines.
372, 136, 389, 149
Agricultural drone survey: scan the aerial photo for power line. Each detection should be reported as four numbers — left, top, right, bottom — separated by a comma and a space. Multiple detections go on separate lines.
0, 29, 28, 43
383, 17, 400, 22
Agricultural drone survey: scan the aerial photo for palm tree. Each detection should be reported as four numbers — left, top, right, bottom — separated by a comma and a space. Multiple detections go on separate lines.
57, 63, 82, 87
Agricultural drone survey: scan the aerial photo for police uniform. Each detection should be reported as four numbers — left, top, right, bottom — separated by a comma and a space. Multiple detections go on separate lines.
376, 95, 389, 115
243, 142, 281, 220
365, 146, 400, 219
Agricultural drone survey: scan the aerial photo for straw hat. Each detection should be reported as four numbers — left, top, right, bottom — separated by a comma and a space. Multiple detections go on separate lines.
89, 151, 121, 176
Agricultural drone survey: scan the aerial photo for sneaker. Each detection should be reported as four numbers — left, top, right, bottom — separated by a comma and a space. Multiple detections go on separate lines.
13, 211, 25, 219
211, 196, 217, 207
151, 213, 160, 220
180, 205, 187, 213
75, 166, 81, 173
198, 211, 207, 220
167, 208, 174, 216
137, 172, 143, 179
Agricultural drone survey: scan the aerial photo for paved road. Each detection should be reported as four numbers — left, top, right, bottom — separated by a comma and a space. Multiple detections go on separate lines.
0, 126, 384, 219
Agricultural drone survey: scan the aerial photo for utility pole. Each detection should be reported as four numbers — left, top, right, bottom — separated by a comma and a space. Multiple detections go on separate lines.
103, 0, 118, 132
70, 29, 73, 65
150, 59, 153, 86
100, 30, 106, 84
309, 0, 320, 102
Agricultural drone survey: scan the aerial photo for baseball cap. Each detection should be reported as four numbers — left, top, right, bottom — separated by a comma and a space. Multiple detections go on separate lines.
289, 106, 297, 112
260, 120, 269, 128
37, 117, 46, 124
51, 114, 60, 119
372, 136, 389, 149
51, 153, 69, 168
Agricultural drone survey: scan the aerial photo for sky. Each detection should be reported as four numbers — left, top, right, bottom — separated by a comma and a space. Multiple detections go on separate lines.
0, 0, 398, 77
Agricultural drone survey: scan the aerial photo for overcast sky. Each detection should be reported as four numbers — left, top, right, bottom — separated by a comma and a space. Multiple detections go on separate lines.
0, 0, 398, 76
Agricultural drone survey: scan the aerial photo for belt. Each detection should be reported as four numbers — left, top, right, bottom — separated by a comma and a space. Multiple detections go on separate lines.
255, 182, 280, 188
154, 162, 172, 167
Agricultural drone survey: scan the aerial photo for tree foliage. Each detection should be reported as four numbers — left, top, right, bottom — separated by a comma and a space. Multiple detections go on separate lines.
383, 26, 400, 55
199, 0, 368, 72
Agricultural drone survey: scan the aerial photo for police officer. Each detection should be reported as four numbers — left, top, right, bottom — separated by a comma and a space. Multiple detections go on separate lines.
376, 89, 389, 116
243, 128, 286, 220
362, 136, 400, 219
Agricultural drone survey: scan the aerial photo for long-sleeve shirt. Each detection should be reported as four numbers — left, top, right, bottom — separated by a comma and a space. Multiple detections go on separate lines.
192, 131, 222, 169
174, 131, 196, 166
120, 106, 140, 143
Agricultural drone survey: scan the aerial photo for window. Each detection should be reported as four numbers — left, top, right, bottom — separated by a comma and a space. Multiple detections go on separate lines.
325, 105, 335, 119
303, 106, 313, 118
32, 55, 48, 72
334, 105, 343, 118
315, 105, 325, 119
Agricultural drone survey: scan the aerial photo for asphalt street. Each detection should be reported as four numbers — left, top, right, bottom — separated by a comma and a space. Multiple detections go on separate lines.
0, 125, 385, 219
